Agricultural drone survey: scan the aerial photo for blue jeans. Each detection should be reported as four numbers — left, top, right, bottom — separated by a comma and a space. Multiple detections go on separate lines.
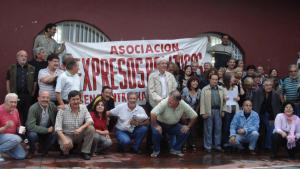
260, 112, 274, 149
115, 125, 148, 152
151, 122, 189, 153
0, 134, 26, 160
233, 131, 259, 150
203, 109, 222, 150
27, 131, 57, 153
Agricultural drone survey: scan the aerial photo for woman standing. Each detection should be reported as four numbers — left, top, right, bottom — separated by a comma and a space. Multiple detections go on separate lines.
181, 76, 201, 151
90, 99, 112, 156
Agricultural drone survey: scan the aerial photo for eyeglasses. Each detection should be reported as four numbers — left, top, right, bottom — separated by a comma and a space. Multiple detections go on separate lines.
289, 70, 297, 73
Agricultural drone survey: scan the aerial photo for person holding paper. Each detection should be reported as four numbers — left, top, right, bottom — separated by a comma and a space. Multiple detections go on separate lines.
222, 73, 243, 147
0, 93, 26, 161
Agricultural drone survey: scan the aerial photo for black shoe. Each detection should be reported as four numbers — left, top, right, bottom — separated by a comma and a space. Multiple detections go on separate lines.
81, 153, 91, 160
204, 149, 211, 153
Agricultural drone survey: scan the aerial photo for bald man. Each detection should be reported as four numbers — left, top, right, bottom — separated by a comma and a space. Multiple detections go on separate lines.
6, 50, 36, 125
26, 91, 58, 158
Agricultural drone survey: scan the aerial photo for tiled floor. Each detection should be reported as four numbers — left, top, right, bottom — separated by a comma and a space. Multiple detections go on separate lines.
1, 150, 300, 169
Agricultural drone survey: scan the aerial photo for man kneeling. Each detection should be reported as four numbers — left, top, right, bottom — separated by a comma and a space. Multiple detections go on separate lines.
55, 90, 95, 160
229, 100, 260, 155
151, 90, 198, 157
26, 91, 58, 158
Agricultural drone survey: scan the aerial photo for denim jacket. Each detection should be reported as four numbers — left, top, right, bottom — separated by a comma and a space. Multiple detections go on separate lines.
230, 110, 260, 137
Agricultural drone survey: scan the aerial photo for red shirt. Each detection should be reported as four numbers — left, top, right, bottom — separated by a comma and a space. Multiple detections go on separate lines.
90, 112, 107, 131
0, 104, 20, 134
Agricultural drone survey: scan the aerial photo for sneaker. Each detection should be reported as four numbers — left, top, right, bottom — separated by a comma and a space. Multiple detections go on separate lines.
0, 154, 4, 162
214, 147, 224, 152
150, 151, 160, 158
170, 149, 184, 157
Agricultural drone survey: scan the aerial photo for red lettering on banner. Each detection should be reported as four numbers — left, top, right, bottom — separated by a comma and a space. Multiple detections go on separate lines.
191, 53, 198, 63
135, 58, 145, 88
91, 58, 100, 90
121, 93, 126, 102
118, 58, 127, 89
145, 57, 154, 79
110, 46, 118, 54
135, 45, 141, 54
100, 59, 110, 86
172, 43, 179, 51
164, 44, 171, 52
109, 58, 118, 90
154, 44, 160, 53
127, 45, 134, 54
145, 45, 153, 53
82, 58, 92, 91
127, 58, 136, 89
119, 45, 125, 55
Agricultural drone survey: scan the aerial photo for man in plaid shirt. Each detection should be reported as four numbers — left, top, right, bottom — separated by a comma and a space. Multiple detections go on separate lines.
55, 90, 94, 160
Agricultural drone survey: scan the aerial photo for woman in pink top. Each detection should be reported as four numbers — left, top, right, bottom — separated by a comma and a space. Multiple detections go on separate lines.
272, 102, 300, 159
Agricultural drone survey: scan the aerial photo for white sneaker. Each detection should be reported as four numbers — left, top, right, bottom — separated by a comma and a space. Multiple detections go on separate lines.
150, 151, 160, 158
170, 149, 184, 157
0, 154, 4, 162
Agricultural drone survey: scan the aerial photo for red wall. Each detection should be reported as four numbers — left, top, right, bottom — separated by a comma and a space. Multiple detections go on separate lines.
0, 0, 300, 100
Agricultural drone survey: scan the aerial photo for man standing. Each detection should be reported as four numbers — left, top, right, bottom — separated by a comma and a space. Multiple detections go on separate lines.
26, 91, 58, 158
38, 54, 63, 103
29, 47, 48, 102
108, 92, 149, 153
148, 58, 177, 108
200, 73, 226, 152
281, 64, 300, 116
6, 50, 35, 125
229, 100, 260, 155
207, 35, 235, 69
151, 90, 198, 157
252, 79, 281, 150
55, 90, 94, 160
33, 23, 65, 58
55, 59, 82, 107
0, 93, 26, 161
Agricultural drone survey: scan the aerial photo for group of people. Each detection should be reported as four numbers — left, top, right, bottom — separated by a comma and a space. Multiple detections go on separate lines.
0, 23, 300, 162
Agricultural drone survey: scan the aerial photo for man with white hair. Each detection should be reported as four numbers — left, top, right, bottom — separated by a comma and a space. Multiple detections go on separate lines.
0, 93, 26, 161
6, 50, 35, 125
147, 57, 177, 108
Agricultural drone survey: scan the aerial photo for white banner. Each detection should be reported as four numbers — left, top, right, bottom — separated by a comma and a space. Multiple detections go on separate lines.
65, 37, 208, 105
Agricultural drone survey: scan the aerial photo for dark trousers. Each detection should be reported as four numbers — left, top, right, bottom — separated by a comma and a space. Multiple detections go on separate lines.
27, 131, 57, 154
17, 93, 32, 125
222, 111, 235, 146
272, 133, 300, 158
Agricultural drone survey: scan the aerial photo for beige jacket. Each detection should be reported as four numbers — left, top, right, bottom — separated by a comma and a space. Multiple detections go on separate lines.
147, 71, 177, 107
200, 85, 226, 116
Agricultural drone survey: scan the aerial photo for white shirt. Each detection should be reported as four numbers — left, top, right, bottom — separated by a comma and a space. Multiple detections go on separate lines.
55, 71, 82, 101
110, 103, 148, 132
159, 73, 168, 99
38, 67, 63, 101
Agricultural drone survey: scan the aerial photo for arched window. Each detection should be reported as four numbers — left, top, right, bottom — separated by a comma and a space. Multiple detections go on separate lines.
53, 21, 110, 43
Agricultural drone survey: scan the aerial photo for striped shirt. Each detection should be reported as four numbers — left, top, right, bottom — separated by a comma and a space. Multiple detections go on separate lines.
281, 76, 300, 102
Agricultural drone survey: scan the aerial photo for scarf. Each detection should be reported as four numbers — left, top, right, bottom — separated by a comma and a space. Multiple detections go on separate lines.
284, 114, 297, 149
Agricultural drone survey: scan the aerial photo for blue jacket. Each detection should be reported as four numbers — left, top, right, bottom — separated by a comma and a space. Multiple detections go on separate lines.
230, 110, 260, 137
